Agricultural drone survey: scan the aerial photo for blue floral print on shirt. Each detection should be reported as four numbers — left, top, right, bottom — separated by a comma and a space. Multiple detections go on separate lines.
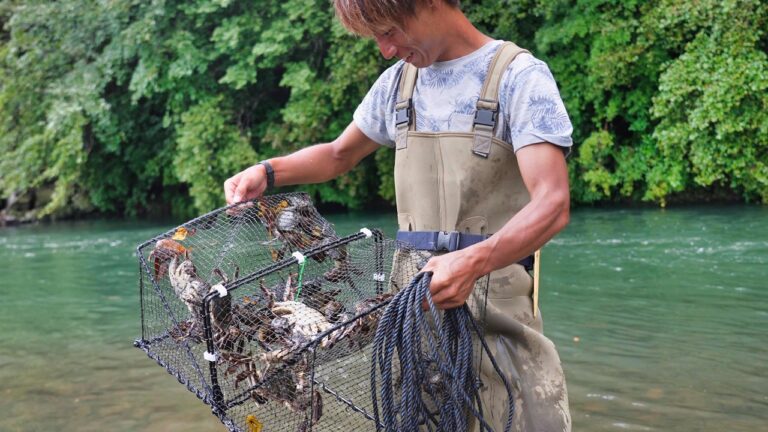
353, 40, 573, 153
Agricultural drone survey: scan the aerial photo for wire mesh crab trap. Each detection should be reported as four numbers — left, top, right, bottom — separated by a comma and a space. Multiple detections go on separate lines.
134, 192, 505, 432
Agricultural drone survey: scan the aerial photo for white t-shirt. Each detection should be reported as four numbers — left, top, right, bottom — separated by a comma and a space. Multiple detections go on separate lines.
353, 40, 573, 153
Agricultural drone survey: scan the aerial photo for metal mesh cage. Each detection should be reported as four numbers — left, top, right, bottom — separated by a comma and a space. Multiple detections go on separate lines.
134, 192, 495, 432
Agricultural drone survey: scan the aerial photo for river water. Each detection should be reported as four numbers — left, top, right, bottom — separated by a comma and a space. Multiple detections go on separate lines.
0, 206, 766, 431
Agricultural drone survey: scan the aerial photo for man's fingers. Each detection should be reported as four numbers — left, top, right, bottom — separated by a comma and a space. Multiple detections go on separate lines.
233, 177, 255, 203
429, 290, 454, 308
426, 283, 460, 310
422, 296, 461, 311
224, 182, 235, 204
224, 174, 241, 204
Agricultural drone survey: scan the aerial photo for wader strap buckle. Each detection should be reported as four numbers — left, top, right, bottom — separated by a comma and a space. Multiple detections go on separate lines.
474, 99, 499, 127
395, 99, 412, 127
472, 99, 499, 158
436, 231, 461, 252
474, 108, 497, 128
395, 98, 412, 150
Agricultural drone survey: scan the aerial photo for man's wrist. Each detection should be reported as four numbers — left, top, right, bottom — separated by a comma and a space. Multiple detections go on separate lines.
257, 160, 275, 190
466, 241, 496, 277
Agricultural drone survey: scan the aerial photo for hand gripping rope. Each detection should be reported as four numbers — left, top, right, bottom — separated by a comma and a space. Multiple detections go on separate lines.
370, 272, 515, 432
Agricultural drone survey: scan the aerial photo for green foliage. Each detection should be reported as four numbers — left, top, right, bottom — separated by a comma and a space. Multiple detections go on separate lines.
650, 0, 768, 203
538, 0, 768, 205
1, 0, 766, 221
174, 96, 257, 212
0, 0, 395, 218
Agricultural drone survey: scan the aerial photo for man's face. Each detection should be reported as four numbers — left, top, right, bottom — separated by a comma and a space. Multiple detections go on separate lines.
372, 7, 440, 68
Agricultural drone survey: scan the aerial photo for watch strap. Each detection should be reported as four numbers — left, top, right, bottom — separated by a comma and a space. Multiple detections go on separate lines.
258, 160, 275, 190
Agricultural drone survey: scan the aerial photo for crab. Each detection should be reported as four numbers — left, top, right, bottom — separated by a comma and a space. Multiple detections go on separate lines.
296, 279, 347, 324
326, 293, 393, 349
221, 351, 323, 431
256, 199, 304, 262
322, 251, 364, 292
149, 239, 205, 321
233, 300, 278, 350
255, 362, 323, 431
167, 319, 203, 343
166, 254, 210, 339
148, 238, 188, 279
259, 300, 336, 363
257, 196, 345, 260
257, 275, 349, 356
221, 351, 265, 402
209, 267, 243, 353
257, 196, 367, 296
149, 239, 242, 348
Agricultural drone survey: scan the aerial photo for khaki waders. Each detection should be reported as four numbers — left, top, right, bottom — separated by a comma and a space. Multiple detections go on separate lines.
391, 42, 571, 432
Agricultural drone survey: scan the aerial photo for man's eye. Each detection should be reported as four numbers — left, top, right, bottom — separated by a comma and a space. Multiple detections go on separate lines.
382, 28, 394, 37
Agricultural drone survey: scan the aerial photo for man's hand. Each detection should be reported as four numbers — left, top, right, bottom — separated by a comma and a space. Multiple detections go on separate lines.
421, 249, 485, 309
224, 163, 268, 205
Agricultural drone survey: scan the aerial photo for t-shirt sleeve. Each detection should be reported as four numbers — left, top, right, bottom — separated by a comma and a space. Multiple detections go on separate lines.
353, 62, 405, 148
500, 54, 573, 154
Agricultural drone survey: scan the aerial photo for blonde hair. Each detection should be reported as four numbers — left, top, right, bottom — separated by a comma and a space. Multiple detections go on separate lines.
333, 0, 459, 36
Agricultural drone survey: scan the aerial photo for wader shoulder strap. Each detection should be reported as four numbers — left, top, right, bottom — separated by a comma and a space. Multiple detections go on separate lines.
472, 42, 529, 158
395, 63, 418, 150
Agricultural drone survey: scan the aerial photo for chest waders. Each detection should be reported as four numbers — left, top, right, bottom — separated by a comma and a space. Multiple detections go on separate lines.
392, 42, 571, 432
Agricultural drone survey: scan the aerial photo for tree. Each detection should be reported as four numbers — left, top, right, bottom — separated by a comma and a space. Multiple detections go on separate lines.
536, 0, 768, 205
1, 0, 766, 221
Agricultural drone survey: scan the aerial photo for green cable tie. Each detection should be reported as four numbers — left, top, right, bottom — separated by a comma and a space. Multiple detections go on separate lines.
294, 259, 306, 301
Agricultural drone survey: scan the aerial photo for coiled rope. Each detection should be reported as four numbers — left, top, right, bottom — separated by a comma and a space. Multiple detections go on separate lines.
370, 271, 515, 432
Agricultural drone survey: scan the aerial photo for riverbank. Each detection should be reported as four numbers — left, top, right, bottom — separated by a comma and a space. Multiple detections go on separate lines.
0, 209, 38, 226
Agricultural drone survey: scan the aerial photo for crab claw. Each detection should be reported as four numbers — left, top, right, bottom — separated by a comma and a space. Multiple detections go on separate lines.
149, 238, 188, 279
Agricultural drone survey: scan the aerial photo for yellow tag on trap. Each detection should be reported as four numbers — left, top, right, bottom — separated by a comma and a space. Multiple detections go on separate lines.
172, 227, 189, 241
246, 414, 263, 432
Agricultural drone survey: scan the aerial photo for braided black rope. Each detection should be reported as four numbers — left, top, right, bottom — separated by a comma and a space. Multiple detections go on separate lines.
371, 272, 516, 432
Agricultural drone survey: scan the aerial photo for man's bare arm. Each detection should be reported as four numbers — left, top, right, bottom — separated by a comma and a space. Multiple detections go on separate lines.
224, 122, 380, 204
422, 142, 570, 309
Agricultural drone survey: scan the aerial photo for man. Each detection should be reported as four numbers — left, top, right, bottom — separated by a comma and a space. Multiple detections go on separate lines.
224, 0, 572, 430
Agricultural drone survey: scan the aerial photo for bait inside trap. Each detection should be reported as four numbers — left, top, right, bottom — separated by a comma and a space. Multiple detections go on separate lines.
134, 192, 499, 432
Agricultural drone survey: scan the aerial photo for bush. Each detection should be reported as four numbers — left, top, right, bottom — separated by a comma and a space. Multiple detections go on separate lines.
1, 0, 766, 220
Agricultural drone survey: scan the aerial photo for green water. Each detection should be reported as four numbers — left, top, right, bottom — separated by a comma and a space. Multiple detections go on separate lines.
0, 207, 766, 431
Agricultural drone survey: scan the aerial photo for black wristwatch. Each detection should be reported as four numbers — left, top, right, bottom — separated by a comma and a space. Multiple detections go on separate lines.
257, 160, 275, 190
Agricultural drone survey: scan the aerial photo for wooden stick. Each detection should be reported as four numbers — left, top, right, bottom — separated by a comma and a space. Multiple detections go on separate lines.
533, 249, 541, 318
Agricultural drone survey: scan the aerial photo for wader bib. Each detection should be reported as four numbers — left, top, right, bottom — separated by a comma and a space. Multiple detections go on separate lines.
392, 42, 571, 432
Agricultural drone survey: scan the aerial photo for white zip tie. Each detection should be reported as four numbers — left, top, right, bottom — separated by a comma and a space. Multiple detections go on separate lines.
211, 284, 228, 298
204, 351, 218, 362
373, 272, 386, 282
292, 251, 306, 264
360, 228, 373, 238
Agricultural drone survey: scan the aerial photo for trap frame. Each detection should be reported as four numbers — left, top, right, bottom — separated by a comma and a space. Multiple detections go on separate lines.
134, 192, 499, 432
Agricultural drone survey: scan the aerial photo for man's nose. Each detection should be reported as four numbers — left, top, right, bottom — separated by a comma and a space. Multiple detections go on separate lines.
375, 36, 397, 59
